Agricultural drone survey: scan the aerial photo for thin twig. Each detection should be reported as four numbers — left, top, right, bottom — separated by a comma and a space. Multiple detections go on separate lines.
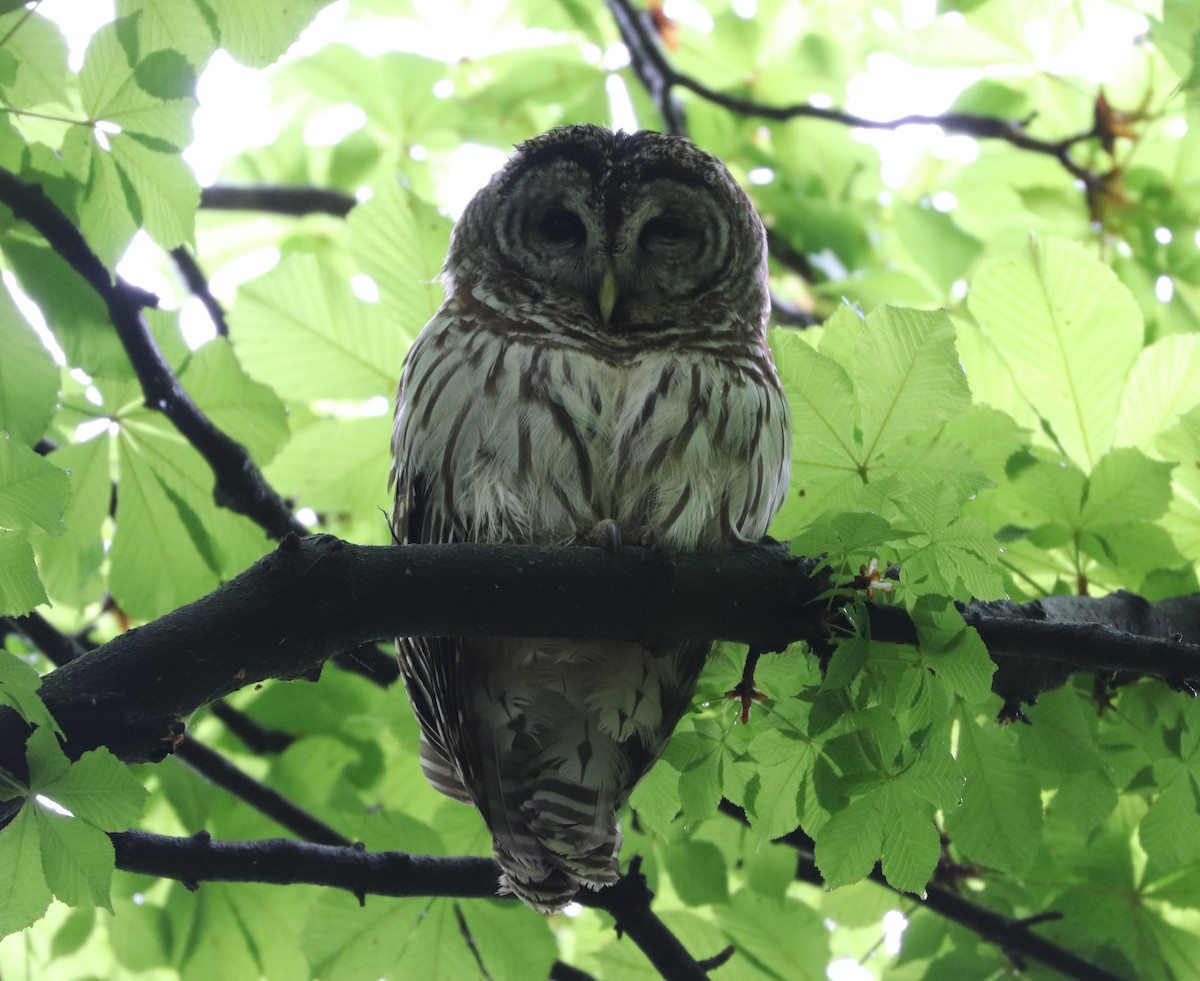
605, 0, 1106, 192
169, 246, 229, 337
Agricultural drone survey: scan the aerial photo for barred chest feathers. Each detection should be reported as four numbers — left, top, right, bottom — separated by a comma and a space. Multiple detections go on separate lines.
395, 303, 788, 551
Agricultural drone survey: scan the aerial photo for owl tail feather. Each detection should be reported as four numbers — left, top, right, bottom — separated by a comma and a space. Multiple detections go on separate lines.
489, 785, 622, 913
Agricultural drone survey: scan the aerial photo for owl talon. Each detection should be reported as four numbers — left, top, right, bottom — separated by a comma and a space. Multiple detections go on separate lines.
590, 518, 622, 552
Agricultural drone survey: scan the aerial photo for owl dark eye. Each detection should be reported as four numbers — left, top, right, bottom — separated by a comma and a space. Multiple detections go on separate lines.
640, 215, 690, 247
536, 207, 586, 245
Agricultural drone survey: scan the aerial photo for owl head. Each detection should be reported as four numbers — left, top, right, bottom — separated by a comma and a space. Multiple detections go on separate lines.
444, 125, 769, 337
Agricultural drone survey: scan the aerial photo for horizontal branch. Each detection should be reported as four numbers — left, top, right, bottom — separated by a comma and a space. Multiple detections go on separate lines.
111, 832, 711, 980
5, 536, 1199, 778
199, 184, 355, 217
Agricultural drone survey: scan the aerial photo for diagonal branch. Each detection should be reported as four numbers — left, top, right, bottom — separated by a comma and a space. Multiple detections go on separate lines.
0, 166, 305, 541
718, 802, 1129, 981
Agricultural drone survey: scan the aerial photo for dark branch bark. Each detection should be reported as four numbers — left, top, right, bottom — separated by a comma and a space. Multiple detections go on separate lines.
169, 246, 230, 337
5, 535, 1199, 778
199, 184, 356, 217
0, 166, 306, 541
111, 832, 710, 980
173, 738, 348, 846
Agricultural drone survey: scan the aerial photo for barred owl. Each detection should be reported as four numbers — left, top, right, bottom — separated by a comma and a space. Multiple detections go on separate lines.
390, 125, 791, 912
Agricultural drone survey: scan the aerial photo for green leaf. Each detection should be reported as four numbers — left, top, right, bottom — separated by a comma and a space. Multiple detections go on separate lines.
110, 132, 198, 249
0, 530, 48, 617
0, 287, 59, 444
78, 142, 140, 267
893, 485, 1003, 599
303, 891, 423, 981
0, 805, 52, 938
855, 306, 971, 460
969, 237, 1143, 469
0, 436, 70, 536
0, 10, 70, 108
231, 255, 402, 400
180, 338, 289, 465
813, 789, 886, 888
0, 239, 127, 379
346, 179, 453, 335
663, 839, 729, 906
24, 726, 70, 789
629, 759, 680, 836
80, 20, 195, 148
912, 599, 996, 703
30, 435, 113, 607
33, 806, 114, 911
944, 711, 1042, 874
1116, 333, 1200, 452
36, 748, 148, 830
206, 0, 326, 68
116, 0, 218, 64
1081, 447, 1175, 528
718, 890, 828, 981
132, 48, 198, 100
458, 901, 557, 981
0, 652, 57, 732
747, 723, 819, 841
108, 428, 218, 618
879, 785, 942, 894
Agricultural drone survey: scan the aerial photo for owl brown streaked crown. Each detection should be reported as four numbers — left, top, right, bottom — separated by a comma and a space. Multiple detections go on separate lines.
390, 124, 791, 911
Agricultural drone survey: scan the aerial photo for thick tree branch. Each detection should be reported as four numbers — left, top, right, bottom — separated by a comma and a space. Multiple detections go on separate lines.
111, 832, 711, 980
605, 0, 1107, 192
0, 166, 305, 541
5, 536, 1199, 779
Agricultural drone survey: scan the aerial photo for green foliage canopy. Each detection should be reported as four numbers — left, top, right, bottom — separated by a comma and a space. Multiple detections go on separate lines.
1, 0, 1200, 978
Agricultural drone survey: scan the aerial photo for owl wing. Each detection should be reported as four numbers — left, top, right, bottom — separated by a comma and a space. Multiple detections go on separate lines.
390, 334, 478, 806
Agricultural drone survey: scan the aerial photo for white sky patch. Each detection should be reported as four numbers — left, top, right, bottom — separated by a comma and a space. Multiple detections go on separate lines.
1156, 275, 1174, 303
882, 909, 908, 954
663, 0, 714, 33
207, 247, 282, 299
180, 296, 219, 348
187, 52, 276, 186
362, 395, 390, 417
827, 957, 872, 980
1155, 227, 1173, 245
117, 231, 180, 307
3, 271, 66, 365
606, 74, 639, 133
296, 507, 319, 526
37, 0, 114, 71
303, 103, 367, 146
350, 274, 379, 303
438, 144, 510, 217
562, 901, 583, 918
74, 418, 111, 442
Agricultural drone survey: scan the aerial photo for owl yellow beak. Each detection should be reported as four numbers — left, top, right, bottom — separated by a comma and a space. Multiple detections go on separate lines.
598, 268, 618, 324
